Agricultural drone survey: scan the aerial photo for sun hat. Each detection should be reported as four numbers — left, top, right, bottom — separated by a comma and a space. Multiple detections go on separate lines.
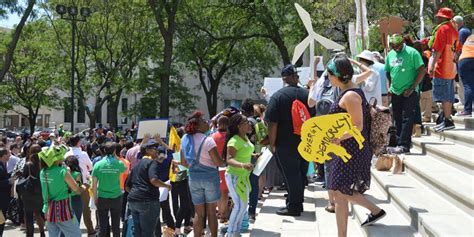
356, 50, 375, 63
435, 7, 453, 20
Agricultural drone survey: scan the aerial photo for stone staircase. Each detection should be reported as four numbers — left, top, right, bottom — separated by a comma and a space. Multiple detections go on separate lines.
251, 116, 474, 236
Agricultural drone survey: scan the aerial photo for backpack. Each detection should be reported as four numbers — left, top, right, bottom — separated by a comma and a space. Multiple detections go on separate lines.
315, 74, 339, 116
180, 134, 207, 165
292, 99, 310, 135
366, 97, 392, 156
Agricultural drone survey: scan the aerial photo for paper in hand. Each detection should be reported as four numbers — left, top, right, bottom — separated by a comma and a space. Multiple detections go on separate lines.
253, 147, 273, 176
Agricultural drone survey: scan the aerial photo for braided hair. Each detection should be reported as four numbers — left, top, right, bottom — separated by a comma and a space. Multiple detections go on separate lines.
222, 113, 247, 160
184, 111, 204, 135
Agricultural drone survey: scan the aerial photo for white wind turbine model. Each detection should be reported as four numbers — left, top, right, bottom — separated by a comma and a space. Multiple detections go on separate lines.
292, 3, 345, 81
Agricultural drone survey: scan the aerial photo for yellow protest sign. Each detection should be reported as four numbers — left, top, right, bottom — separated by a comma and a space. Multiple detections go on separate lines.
298, 113, 364, 164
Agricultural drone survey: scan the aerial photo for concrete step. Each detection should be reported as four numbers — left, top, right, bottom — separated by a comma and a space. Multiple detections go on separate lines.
350, 175, 417, 237
452, 116, 474, 129
403, 149, 474, 216
250, 188, 318, 237
412, 136, 474, 174
371, 169, 474, 237
312, 184, 363, 237
425, 126, 474, 147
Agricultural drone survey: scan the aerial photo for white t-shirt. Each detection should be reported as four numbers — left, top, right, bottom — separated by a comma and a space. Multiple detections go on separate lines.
192, 133, 218, 168
65, 147, 93, 184
353, 67, 382, 106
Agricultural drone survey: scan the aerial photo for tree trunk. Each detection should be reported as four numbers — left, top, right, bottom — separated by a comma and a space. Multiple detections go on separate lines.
88, 111, 96, 129
108, 90, 123, 129
204, 90, 218, 118
0, 0, 36, 82
272, 35, 291, 66
27, 110, 37, 137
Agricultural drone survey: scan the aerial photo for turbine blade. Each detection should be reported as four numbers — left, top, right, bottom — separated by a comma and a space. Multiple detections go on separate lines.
294, 3, 314, 33
312, 32, 345, 50
292, 36, 311, 64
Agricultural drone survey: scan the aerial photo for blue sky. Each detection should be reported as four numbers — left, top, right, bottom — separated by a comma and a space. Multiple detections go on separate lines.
0, 13, 21, 28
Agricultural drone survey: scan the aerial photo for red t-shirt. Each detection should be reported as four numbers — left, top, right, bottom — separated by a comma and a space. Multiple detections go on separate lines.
432, 22, 460, 79
211, 131, 227, 157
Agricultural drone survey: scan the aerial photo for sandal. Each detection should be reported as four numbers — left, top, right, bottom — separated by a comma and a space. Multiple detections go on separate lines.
325, 204, 335, 213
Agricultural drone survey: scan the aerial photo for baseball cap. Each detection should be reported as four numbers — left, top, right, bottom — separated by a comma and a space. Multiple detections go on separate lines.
140, 142, 160, 154
435, 7, 453, 19
281, 64, 297, 77
453, 15, 463, 23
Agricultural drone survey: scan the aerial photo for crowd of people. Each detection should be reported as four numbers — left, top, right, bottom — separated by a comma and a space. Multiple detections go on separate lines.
0, 6, 472, 237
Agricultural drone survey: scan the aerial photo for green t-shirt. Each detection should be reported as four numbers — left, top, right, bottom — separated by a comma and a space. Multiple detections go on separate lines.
40, 166, 70, 213
384, 45, 424, 95
227, 135, 255, 176
70, 171, 82, 197
92, 156, 125, 199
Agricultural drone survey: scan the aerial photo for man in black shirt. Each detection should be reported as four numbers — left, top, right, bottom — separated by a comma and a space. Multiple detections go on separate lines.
265, 64, 314, 216
125, 143, 171, 237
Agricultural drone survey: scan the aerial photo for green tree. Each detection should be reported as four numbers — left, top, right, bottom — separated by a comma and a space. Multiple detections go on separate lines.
124, 65, 198, 121
176, 1, 276, 116
0, 0, 37, 82
0, 19, 61, 133
47, 0, 155, 129
147, 0, 180, 118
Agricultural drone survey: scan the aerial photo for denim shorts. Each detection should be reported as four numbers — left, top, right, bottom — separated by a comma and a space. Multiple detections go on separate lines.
188, 177, 221, 205
432, 78, 455, 103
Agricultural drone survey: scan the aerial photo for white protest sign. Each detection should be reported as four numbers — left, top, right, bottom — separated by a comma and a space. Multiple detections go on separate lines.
297, 67, 311, 86
253, 147, 273, 176
263, 77, 284, 98
136, 119, 169, 139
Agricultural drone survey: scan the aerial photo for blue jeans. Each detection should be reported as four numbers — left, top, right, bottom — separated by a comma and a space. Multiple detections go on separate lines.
47, 219, 81, 237
128, 200, 160, 237
59, 196, 82, 237
459, 58, 474, 113
248, 173, 259, 215
71, 195, 82, 225
189, 167, 221, 205
392, 92, 417, 149
225, 173, 249, 234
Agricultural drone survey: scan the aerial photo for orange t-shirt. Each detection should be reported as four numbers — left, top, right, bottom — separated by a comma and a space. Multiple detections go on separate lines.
118, 157, 130, 191
211, 131, 227, 157
459, 39, 474, 61
432, 22, 460, 79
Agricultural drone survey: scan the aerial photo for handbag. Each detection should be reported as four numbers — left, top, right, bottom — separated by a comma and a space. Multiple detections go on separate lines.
43, 169, 74, 223
375, 154, 394, 171
16, 164, 36, 195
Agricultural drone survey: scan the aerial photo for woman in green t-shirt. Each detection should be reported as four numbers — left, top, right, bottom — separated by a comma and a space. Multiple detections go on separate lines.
224, 113, 255, 236
64, 156, 83, 226
39, 149, 83, 237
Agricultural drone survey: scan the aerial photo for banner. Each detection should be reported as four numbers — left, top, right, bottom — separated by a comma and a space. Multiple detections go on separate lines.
297, 113, 365, 164
348, 22, 357, 57
354, 0, 369, 51
419, 0, 425, 39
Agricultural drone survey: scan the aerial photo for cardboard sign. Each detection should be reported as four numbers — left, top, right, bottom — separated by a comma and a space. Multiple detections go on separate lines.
136, 119, 169, 139
297, 113, 364, 164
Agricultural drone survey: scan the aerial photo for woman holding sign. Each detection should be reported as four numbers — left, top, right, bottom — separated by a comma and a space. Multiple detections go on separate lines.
326, 55, 385, 237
